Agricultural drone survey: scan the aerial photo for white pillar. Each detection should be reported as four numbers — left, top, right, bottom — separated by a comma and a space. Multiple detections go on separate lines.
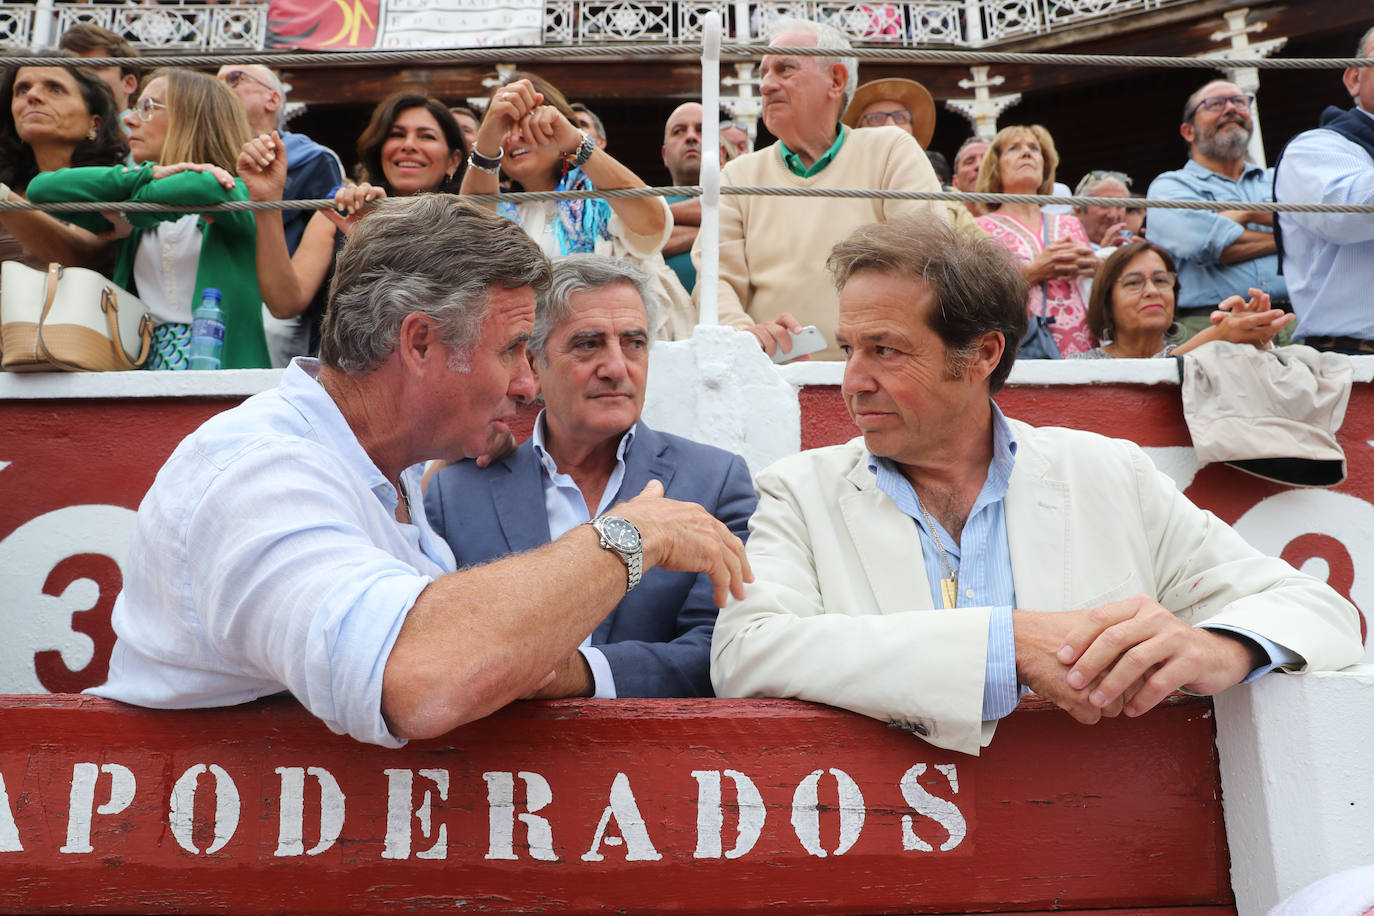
1196, 8, 1287, 167
698, 12, 722, 328
944, 66, 1021, 141
1214, 666, 1374, 915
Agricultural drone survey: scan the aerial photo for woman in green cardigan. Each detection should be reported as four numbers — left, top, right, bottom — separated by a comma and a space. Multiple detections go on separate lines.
26, 68, 269, 369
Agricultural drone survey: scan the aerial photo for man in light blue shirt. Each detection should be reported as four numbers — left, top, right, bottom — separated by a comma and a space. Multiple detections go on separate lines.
1274, 25, 1374, 352
90, 197, 750, 747
425, 255, 756, 699
1147, 79, 1288, 340
711, 217, 1362, 756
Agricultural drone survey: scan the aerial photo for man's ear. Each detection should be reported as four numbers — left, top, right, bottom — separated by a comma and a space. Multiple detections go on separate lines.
121, 72, 138, 101
265, 89, 282, 117
828, 62, 848, 100
396, 312, 443, 375
1342, 67, 1361, 101
1179, 121, 1195, 146
967, 330, 1005, 384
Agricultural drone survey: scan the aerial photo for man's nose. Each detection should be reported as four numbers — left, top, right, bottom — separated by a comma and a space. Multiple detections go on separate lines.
841, 354, 875, 395
509, 356, 537, 404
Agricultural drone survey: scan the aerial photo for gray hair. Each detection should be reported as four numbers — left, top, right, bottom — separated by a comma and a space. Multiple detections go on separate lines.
1360, 25, 1374, 59
765, 17, 859, 114
827, 218, 1028, 394
530, 254, 660, 364
321, 195, 551, 372
263, 68, 288, 132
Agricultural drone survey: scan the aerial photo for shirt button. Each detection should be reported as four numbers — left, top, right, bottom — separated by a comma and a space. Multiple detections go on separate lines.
965, 588, 975, 599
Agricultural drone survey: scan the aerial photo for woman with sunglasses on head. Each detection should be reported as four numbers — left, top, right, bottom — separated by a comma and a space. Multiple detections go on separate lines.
1071, 238, 1291, 359
235, 91, 467, 354
975, 124, 1099, 357
0, 58, 128, 269
26, 67, 269, 369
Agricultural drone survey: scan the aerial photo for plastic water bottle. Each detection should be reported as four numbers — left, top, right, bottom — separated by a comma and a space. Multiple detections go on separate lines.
188, 288, 225, 371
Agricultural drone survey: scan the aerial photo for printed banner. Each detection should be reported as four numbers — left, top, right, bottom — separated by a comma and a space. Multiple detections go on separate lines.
267, 0, 542, 51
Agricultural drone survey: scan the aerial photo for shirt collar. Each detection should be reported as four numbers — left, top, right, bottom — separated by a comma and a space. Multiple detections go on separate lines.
1183, 155, 1266, 183
282, 356, 397, 500
778, 125, 848, 178
531, 409, 638, 478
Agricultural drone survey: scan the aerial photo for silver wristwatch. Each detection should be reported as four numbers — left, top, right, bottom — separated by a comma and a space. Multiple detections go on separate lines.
590, 515, 643, 593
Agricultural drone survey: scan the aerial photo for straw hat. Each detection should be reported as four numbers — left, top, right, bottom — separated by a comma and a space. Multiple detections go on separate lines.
841, 78, 936, 147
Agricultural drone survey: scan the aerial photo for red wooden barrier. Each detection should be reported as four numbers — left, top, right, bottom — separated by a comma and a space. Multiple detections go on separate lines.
0, 694, 1231, 915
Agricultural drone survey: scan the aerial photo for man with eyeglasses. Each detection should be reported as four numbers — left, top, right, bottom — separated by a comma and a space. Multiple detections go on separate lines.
1146, 79, 1289, 343
692, 18, 944, 362
1273, 25, 1374, 355
217, 64, 344, 366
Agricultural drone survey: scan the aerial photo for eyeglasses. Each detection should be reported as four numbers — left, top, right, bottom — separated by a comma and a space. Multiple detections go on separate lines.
1085, 169, 1131, 186
1186, 93, 1255, 119
859, 109, 913, 127
219, 69, 275, 92
1116, 271, 1176, 294
720, 119, 747, 133
135, 95, 167, 122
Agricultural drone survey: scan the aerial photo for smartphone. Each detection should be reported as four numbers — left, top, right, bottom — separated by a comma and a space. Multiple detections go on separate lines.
771, 325, 828, 364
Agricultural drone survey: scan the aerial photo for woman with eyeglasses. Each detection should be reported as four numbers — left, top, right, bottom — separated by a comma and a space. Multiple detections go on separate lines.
975, 124, 1099, 357
25, 68, 269, 369
236, 91, 468, 355
0, 59, 128, 270
1071, 239, 1291, 359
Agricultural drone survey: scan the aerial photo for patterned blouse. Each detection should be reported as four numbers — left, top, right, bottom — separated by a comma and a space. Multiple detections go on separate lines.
976, 210, 1099, 356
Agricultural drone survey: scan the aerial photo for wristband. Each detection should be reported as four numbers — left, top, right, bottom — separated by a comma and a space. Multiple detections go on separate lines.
469, 146, 503, 171
562, 131, 595, 170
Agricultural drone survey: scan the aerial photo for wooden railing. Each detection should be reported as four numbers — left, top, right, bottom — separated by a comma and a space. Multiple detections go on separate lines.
0, 693, 1233, 914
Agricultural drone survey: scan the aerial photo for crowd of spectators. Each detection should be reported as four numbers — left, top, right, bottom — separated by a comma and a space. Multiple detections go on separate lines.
2, 20, 1372, 368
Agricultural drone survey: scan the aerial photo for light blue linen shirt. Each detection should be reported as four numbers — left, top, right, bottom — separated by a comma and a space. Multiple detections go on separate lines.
1274, 107, 1374, 340
867, 404, 1021, 721
1147, 158, 1288, 308
530, 411, 635, 698
867, 402, 1298, 722
90, 358, 452, 747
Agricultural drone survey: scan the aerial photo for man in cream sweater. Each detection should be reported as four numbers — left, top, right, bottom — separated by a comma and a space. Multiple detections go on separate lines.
691, 18, 945, 361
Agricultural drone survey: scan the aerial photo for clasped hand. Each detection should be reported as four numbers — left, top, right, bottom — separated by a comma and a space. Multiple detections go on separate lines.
1014, 596, 1259, 724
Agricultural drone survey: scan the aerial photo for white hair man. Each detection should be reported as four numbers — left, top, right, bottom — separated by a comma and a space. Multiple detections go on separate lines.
1146, 78, 1288, 341
1273, 24, 1374, 354
218, 64, 346, 366
691, 17, 944, 361
89, 197, 749, 746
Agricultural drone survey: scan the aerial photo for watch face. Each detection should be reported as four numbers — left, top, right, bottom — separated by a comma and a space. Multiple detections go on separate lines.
599, 516, 641, 551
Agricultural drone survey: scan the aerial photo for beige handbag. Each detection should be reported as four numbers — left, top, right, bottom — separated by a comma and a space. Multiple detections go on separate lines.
0, 261, 153, 371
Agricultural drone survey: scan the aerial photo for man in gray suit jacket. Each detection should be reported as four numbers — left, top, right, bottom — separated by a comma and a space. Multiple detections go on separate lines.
711, 218, 1363, 756
425, 255, 756, 698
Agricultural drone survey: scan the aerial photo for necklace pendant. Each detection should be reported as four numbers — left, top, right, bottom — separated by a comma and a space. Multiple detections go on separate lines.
940, 576, 958, 610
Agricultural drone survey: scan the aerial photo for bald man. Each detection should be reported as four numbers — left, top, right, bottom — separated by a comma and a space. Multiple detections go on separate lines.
662, 101, 705, 293
218, 64, 345, 366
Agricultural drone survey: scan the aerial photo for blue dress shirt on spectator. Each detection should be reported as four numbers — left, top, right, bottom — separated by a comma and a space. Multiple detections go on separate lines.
530, 412, 634, 698
867, 403, 1297, 723
280, 131, 345, 255
1147, 159, 1288, 309
1275, 107, 1374, 341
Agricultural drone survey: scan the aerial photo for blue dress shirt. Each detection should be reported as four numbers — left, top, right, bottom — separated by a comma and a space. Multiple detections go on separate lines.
1147, 158, 1288, 308
1274, 107, 1374, 340
530, 412, 635, 698
868, 404, 1021, 721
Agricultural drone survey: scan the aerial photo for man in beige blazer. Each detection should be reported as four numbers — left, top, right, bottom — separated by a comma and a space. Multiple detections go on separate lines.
710, 218, 1363, 757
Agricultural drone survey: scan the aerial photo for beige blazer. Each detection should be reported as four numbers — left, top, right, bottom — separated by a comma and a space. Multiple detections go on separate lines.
710, 420, 1363, 756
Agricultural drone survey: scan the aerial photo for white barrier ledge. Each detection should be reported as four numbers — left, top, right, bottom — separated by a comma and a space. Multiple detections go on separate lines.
1215, 664, 1374, 916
